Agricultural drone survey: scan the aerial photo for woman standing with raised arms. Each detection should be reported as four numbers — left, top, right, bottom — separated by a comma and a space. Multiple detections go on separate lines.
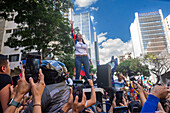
69, 20, 93, 81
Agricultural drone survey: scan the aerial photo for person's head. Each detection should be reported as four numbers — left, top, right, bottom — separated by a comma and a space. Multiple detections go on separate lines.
0, 54, 10, 75
116, 73, 123, 81
76, 33, 86, 44
128, 101, 142, 113
76, 33, 82, 41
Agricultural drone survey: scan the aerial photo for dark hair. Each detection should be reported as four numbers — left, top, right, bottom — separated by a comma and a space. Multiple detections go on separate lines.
76, 33, 86, 44
128, 101, 142, 112
0, 54, 8, 68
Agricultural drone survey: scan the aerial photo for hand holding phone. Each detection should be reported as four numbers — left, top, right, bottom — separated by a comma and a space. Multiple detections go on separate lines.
73, 80, 83, 102
116, 91, 123, 106
25, 54, 41, 83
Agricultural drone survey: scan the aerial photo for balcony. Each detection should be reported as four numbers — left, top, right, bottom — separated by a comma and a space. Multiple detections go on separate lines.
142, 32, 165, 37
141, 29, 163, 34
139, 16, 161, 23
140, 21, 162, 27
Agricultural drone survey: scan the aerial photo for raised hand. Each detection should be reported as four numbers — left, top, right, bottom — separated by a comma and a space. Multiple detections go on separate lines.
29, 69, 45, 104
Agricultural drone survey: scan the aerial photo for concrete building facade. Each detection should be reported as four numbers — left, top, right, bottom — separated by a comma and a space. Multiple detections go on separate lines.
0, 13, 23, 70
130, 9, 169, 58
164, 14, 170, 52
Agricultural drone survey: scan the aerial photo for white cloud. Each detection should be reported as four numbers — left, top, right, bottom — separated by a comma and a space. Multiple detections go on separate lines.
74, 0, 98, 8
97, 32, 107, 43
90, 16, 94, 23
94, 22, 98, 25
98, 32, 108, 37
98, 36, 133, 64
90, 7, 99, 11
75, 7, 82, 11
93, 27, 96, 31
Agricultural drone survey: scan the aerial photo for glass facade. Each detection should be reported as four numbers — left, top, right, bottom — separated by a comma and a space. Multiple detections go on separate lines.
138, 10, 168, 55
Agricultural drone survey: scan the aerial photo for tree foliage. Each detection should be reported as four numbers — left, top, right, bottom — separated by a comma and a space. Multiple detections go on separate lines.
116, 58, 150, 77
1, 0, 74, 59
143, 53, 170, 84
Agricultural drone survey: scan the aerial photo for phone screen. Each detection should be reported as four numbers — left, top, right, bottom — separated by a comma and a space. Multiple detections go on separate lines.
116, 91, 123, 106
73, 80, 83, 102
113, 106, 128, 113
25, 54, 41, 82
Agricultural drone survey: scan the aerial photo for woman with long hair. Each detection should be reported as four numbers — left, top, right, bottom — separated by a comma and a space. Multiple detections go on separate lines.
69, 20, 92, 81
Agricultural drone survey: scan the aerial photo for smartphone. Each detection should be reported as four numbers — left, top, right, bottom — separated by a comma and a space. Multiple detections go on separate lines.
116, 91, 123, 106
25, 54, 41, 83
113, 106, 128, 113
12, 76, 20, 86
73, 80, 83, 102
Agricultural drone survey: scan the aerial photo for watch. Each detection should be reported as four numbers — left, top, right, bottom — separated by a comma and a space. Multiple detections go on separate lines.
8, 98, 21, 108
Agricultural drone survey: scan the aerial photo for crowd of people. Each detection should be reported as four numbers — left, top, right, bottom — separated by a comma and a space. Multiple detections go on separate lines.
0, 20, 170, 113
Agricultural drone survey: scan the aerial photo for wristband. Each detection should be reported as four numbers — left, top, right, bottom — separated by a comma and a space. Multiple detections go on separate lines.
33, 104, 41, 107
8, 98, 21, 108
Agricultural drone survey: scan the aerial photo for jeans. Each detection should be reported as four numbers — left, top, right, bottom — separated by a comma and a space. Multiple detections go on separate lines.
75, 56, 91, 80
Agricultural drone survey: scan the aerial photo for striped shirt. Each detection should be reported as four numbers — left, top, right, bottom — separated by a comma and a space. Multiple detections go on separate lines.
114, 79, 125, 91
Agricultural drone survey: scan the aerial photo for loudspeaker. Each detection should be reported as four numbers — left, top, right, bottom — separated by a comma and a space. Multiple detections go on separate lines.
97, 64, 112, 89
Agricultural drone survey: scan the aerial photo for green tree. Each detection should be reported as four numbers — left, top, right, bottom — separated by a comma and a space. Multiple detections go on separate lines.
58, 54, 75, 76
116, 60, 131, 76
116, 58, 150, 77
1, 0, 74, 59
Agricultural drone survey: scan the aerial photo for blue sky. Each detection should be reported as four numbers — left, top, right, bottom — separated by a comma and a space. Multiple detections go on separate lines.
73, 0, 170, 64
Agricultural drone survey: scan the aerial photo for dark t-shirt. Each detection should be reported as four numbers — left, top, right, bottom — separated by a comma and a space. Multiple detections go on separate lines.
0, 74, 12, 113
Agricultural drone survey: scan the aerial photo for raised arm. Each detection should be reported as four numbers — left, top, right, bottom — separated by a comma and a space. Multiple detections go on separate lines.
86, 79, 96, 108
69, 20, 77, 44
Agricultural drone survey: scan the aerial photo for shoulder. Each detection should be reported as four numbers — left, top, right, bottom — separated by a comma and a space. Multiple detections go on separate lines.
0, 74, 12, 91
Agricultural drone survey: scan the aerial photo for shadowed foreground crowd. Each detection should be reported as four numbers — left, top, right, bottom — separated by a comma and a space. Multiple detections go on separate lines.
0, 54, 170, 113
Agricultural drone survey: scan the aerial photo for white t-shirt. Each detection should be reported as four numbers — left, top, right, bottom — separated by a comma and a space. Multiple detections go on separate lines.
75, 42, 90, 59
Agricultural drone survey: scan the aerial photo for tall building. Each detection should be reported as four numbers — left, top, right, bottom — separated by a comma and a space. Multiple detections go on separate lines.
73, 12, 95, 66
164, 14, 170, 51
130, 9, 169, 58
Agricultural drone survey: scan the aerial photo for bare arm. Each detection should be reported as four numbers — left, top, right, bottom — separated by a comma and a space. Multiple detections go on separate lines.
86, 80, 96, 108
29, 69, 45, 113
136, 83, 146, 106
0, 84, 11, 112
158, 102, 165, 112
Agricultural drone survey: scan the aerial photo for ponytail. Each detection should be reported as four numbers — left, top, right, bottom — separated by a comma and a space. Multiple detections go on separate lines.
82, 39, 86, 44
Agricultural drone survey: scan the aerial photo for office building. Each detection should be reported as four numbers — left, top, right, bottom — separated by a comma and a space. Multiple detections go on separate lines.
130, 9, 169, 58
164, 14, 170, 52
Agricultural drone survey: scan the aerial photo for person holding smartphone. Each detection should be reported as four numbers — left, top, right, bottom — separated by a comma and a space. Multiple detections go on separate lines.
69, 20, 92, 81
114, 73, 128, 91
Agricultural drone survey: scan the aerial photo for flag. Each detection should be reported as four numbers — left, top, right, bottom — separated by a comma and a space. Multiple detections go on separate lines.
129, 80, 139, 99
147, 79, 153, 88
74, 66, 85, 76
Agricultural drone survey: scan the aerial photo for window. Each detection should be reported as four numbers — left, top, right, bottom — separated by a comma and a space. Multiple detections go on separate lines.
9, 54, 19, 62
8, 18, 13, 21
6, 29, 12, 34
13, 29, 20, 33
